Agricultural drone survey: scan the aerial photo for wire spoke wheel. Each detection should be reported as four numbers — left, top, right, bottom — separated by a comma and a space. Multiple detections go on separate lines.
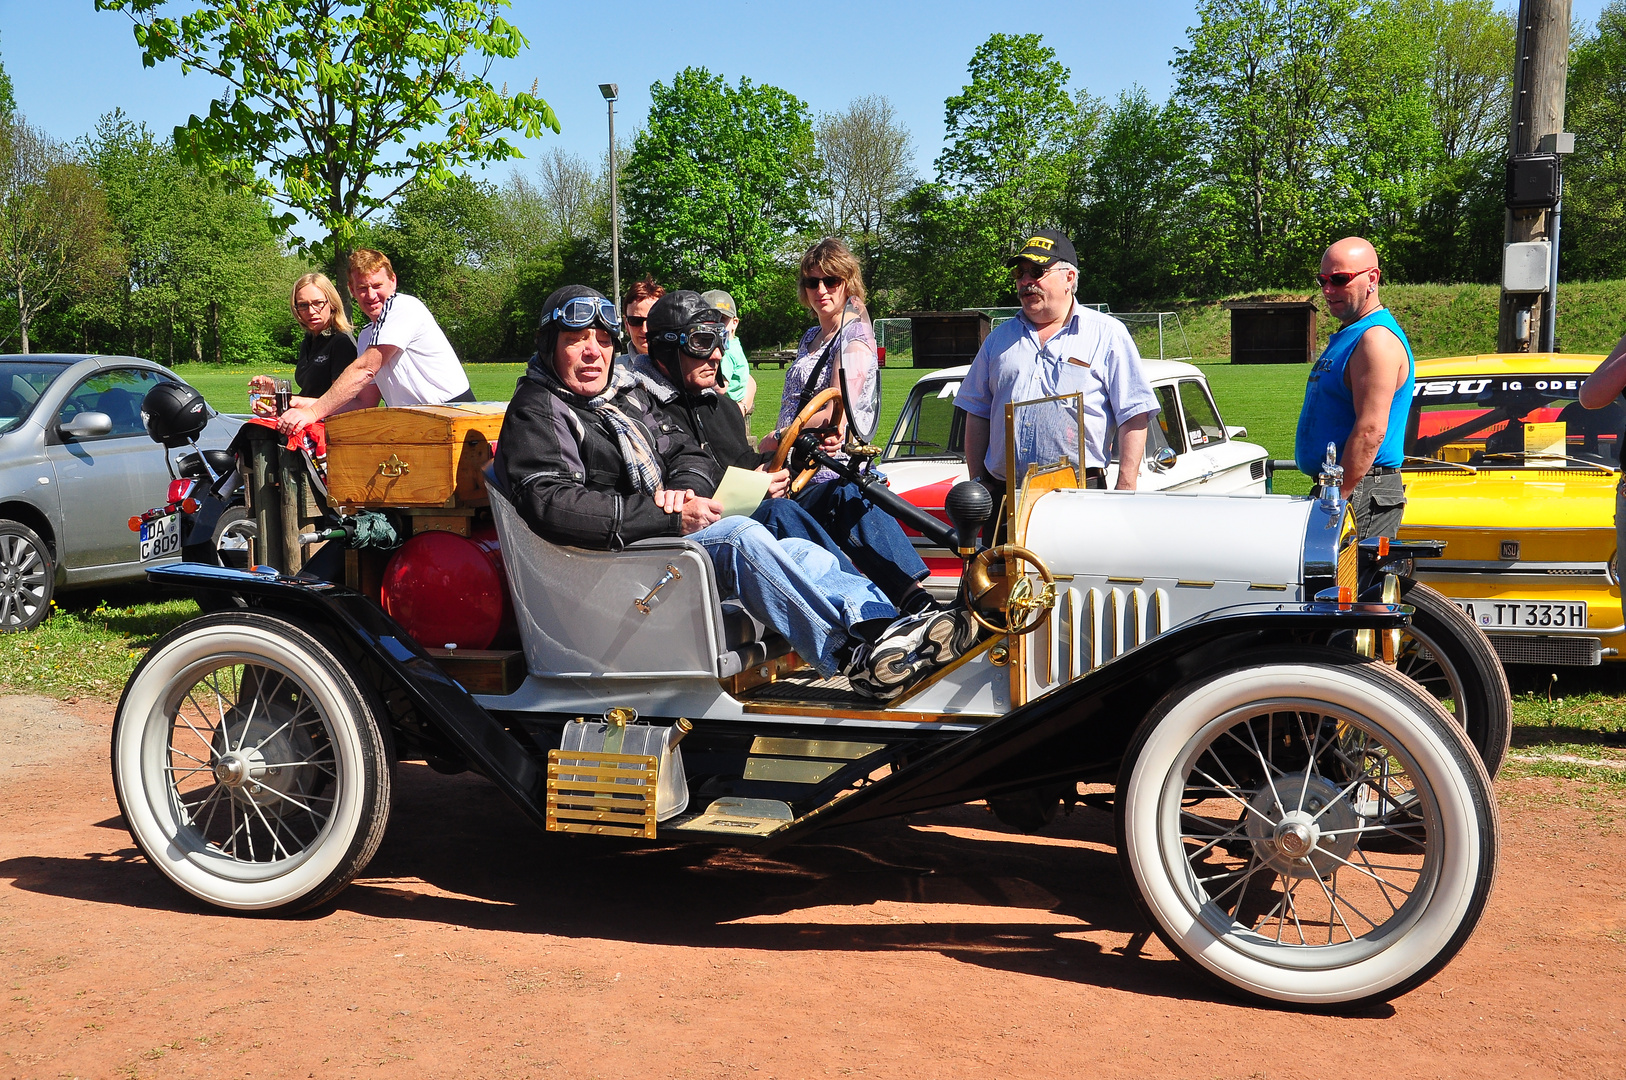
1175, 705, 1433, 955
114, 613, 391, 913
1117, 651, 1498, 1006
164, 661, 338, 867
1396, 580, 1511, 777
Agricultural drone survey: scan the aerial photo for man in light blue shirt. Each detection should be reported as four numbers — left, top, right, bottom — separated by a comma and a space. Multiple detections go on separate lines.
955, 231, 1159, 495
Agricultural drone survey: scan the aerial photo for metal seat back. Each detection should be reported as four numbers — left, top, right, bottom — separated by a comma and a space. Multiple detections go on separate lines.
485, 478, 728, 678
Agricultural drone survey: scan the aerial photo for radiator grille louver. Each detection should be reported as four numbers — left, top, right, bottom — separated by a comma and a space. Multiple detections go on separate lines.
1036, 586, 1170, 688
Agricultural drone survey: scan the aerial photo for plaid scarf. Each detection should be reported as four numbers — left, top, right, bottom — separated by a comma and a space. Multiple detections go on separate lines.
534, 360, 664, 495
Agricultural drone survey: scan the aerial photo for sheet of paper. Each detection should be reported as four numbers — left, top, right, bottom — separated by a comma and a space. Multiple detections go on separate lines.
712, 466, 772, 518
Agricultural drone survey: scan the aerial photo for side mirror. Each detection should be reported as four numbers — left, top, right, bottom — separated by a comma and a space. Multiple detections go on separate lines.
1149, 446, 1178, 472
60, 412, 113, 439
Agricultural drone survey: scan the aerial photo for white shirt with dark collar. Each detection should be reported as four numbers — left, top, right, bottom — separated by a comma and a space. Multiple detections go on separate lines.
356, 292, 471, 406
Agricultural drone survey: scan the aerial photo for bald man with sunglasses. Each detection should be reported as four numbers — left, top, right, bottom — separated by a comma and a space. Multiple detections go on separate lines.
1294, 237, 1416, 539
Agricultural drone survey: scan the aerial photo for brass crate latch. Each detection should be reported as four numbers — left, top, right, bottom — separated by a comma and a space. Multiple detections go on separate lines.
378, 454, 411, 478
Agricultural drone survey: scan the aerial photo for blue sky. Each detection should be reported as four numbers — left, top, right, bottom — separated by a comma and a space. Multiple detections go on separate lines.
2, 1, 1613, 188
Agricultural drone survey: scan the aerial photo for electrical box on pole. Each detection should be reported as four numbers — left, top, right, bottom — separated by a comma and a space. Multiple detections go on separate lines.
1497, 0, 1572, 354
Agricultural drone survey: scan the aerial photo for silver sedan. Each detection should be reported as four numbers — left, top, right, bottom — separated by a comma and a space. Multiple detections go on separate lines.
0, 354, 243, 631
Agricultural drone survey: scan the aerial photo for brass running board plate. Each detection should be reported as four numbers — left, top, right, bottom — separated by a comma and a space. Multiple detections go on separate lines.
668, 797, 794, 836
545, 750, 659, 838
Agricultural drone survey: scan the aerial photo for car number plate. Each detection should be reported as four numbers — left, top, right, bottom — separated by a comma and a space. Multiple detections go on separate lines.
1450, 598, 1587, 630
140, 513, 181, 562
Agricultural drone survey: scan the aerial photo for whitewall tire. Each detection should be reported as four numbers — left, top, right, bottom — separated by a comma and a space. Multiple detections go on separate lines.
112, 612, 392, 913
1115, 650, 1498, 1007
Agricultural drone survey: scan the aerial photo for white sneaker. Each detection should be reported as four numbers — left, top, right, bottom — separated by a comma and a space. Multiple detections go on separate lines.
844, 609, 968, 700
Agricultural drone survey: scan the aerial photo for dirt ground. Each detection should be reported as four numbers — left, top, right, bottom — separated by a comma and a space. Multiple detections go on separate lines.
1, 695, 1623, 1080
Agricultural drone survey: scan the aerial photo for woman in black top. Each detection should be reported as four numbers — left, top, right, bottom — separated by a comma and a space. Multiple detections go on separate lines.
250, 272, 358, 411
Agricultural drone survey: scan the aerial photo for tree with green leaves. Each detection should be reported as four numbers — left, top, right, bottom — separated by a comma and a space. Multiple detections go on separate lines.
95, 0, 559, 287
0, 32, 16, 120
81, 112, 293, 365
936, 33, 1079, 253
0, 117, 120, 353
1067, 89, 1201, 306
621, 68, 816, 317
1564, 1, 1626, 281
1174, 0, 1354, 289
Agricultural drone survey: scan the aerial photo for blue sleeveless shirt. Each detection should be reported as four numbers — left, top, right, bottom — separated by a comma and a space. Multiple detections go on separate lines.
1294, 307, 1416, 475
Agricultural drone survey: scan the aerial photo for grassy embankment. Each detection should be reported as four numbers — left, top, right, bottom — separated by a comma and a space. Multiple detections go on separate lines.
6, 281, 1626, 784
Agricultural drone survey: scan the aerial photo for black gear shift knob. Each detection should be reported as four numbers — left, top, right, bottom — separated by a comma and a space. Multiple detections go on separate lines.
944, 480, 993, 554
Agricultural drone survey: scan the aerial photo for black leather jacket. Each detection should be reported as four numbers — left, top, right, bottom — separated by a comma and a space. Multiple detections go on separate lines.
495, 373, 716, 550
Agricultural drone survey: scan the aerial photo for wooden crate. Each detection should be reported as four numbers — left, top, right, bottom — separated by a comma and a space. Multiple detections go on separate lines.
325, 403, 506, 508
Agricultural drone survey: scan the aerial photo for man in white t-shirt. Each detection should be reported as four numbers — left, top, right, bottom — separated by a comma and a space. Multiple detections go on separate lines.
276, 248, 472, 435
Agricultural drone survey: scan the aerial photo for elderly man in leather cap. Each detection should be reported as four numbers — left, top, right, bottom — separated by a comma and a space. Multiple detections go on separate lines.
495, 285, 970, 699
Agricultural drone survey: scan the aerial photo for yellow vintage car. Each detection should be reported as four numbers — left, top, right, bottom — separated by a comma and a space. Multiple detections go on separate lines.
1400, 353, 1622, 666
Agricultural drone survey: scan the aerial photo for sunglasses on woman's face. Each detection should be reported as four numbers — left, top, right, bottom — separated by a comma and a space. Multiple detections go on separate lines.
802, 275, 843, 291
625, 315, 648, 328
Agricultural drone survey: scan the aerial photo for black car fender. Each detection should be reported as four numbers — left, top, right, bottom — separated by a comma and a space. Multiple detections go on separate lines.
146, 562, 550, 822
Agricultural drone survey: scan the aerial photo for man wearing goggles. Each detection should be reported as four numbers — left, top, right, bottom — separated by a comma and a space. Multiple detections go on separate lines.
1294, 236, 1416, 539
497, 286, 963, 700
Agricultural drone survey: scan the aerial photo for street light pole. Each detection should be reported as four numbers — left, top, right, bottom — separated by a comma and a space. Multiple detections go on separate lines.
599, 83, 621, 310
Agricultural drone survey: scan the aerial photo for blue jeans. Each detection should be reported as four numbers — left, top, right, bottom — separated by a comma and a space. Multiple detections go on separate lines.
750, 498, 865, 580
692, 516, 895, 677
792, 479, 929, 604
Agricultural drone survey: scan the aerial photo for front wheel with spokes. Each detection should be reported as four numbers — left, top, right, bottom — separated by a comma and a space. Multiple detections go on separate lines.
112, 612, 392, 913
1115, 649, 1498, 1007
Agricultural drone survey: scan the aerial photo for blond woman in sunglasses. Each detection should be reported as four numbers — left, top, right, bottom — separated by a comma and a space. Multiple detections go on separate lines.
757, 238, 938, 616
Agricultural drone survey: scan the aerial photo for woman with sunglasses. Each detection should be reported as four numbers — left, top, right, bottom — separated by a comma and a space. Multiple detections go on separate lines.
622, 276, 665, 358
758, 238, 936, 614
248, 272, 357, 415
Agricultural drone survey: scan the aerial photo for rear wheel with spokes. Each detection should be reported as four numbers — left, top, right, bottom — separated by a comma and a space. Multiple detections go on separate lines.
112, 612, 392, 913
1116, 649, 1498, 1007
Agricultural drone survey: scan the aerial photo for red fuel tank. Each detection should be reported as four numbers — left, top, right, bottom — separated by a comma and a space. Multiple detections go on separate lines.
380, 528, 517, 650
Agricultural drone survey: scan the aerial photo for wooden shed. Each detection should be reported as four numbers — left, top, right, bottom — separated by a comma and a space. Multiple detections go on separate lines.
897, 310, 993, 368
1222, 300, 1319, 364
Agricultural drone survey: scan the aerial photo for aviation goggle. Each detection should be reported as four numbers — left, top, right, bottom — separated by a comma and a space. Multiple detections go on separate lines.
655, 321, 729, 359
541, 296, 622, 333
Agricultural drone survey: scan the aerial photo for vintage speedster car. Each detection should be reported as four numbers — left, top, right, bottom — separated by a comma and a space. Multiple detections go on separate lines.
1399, 353, 1623, 666
111, 397, 1500, 1008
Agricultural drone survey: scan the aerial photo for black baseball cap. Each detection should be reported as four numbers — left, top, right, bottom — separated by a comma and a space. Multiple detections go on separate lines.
1006, 230, 1077, 269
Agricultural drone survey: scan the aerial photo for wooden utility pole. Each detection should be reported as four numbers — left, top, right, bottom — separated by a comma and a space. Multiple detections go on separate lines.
1498, 0, 1571, 353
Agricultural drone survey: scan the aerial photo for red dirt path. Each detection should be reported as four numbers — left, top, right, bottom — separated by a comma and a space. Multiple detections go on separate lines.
1, 694, 1623, 1079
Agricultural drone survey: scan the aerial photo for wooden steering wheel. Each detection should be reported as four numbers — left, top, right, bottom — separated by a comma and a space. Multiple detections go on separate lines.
768, 386, 842, 495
